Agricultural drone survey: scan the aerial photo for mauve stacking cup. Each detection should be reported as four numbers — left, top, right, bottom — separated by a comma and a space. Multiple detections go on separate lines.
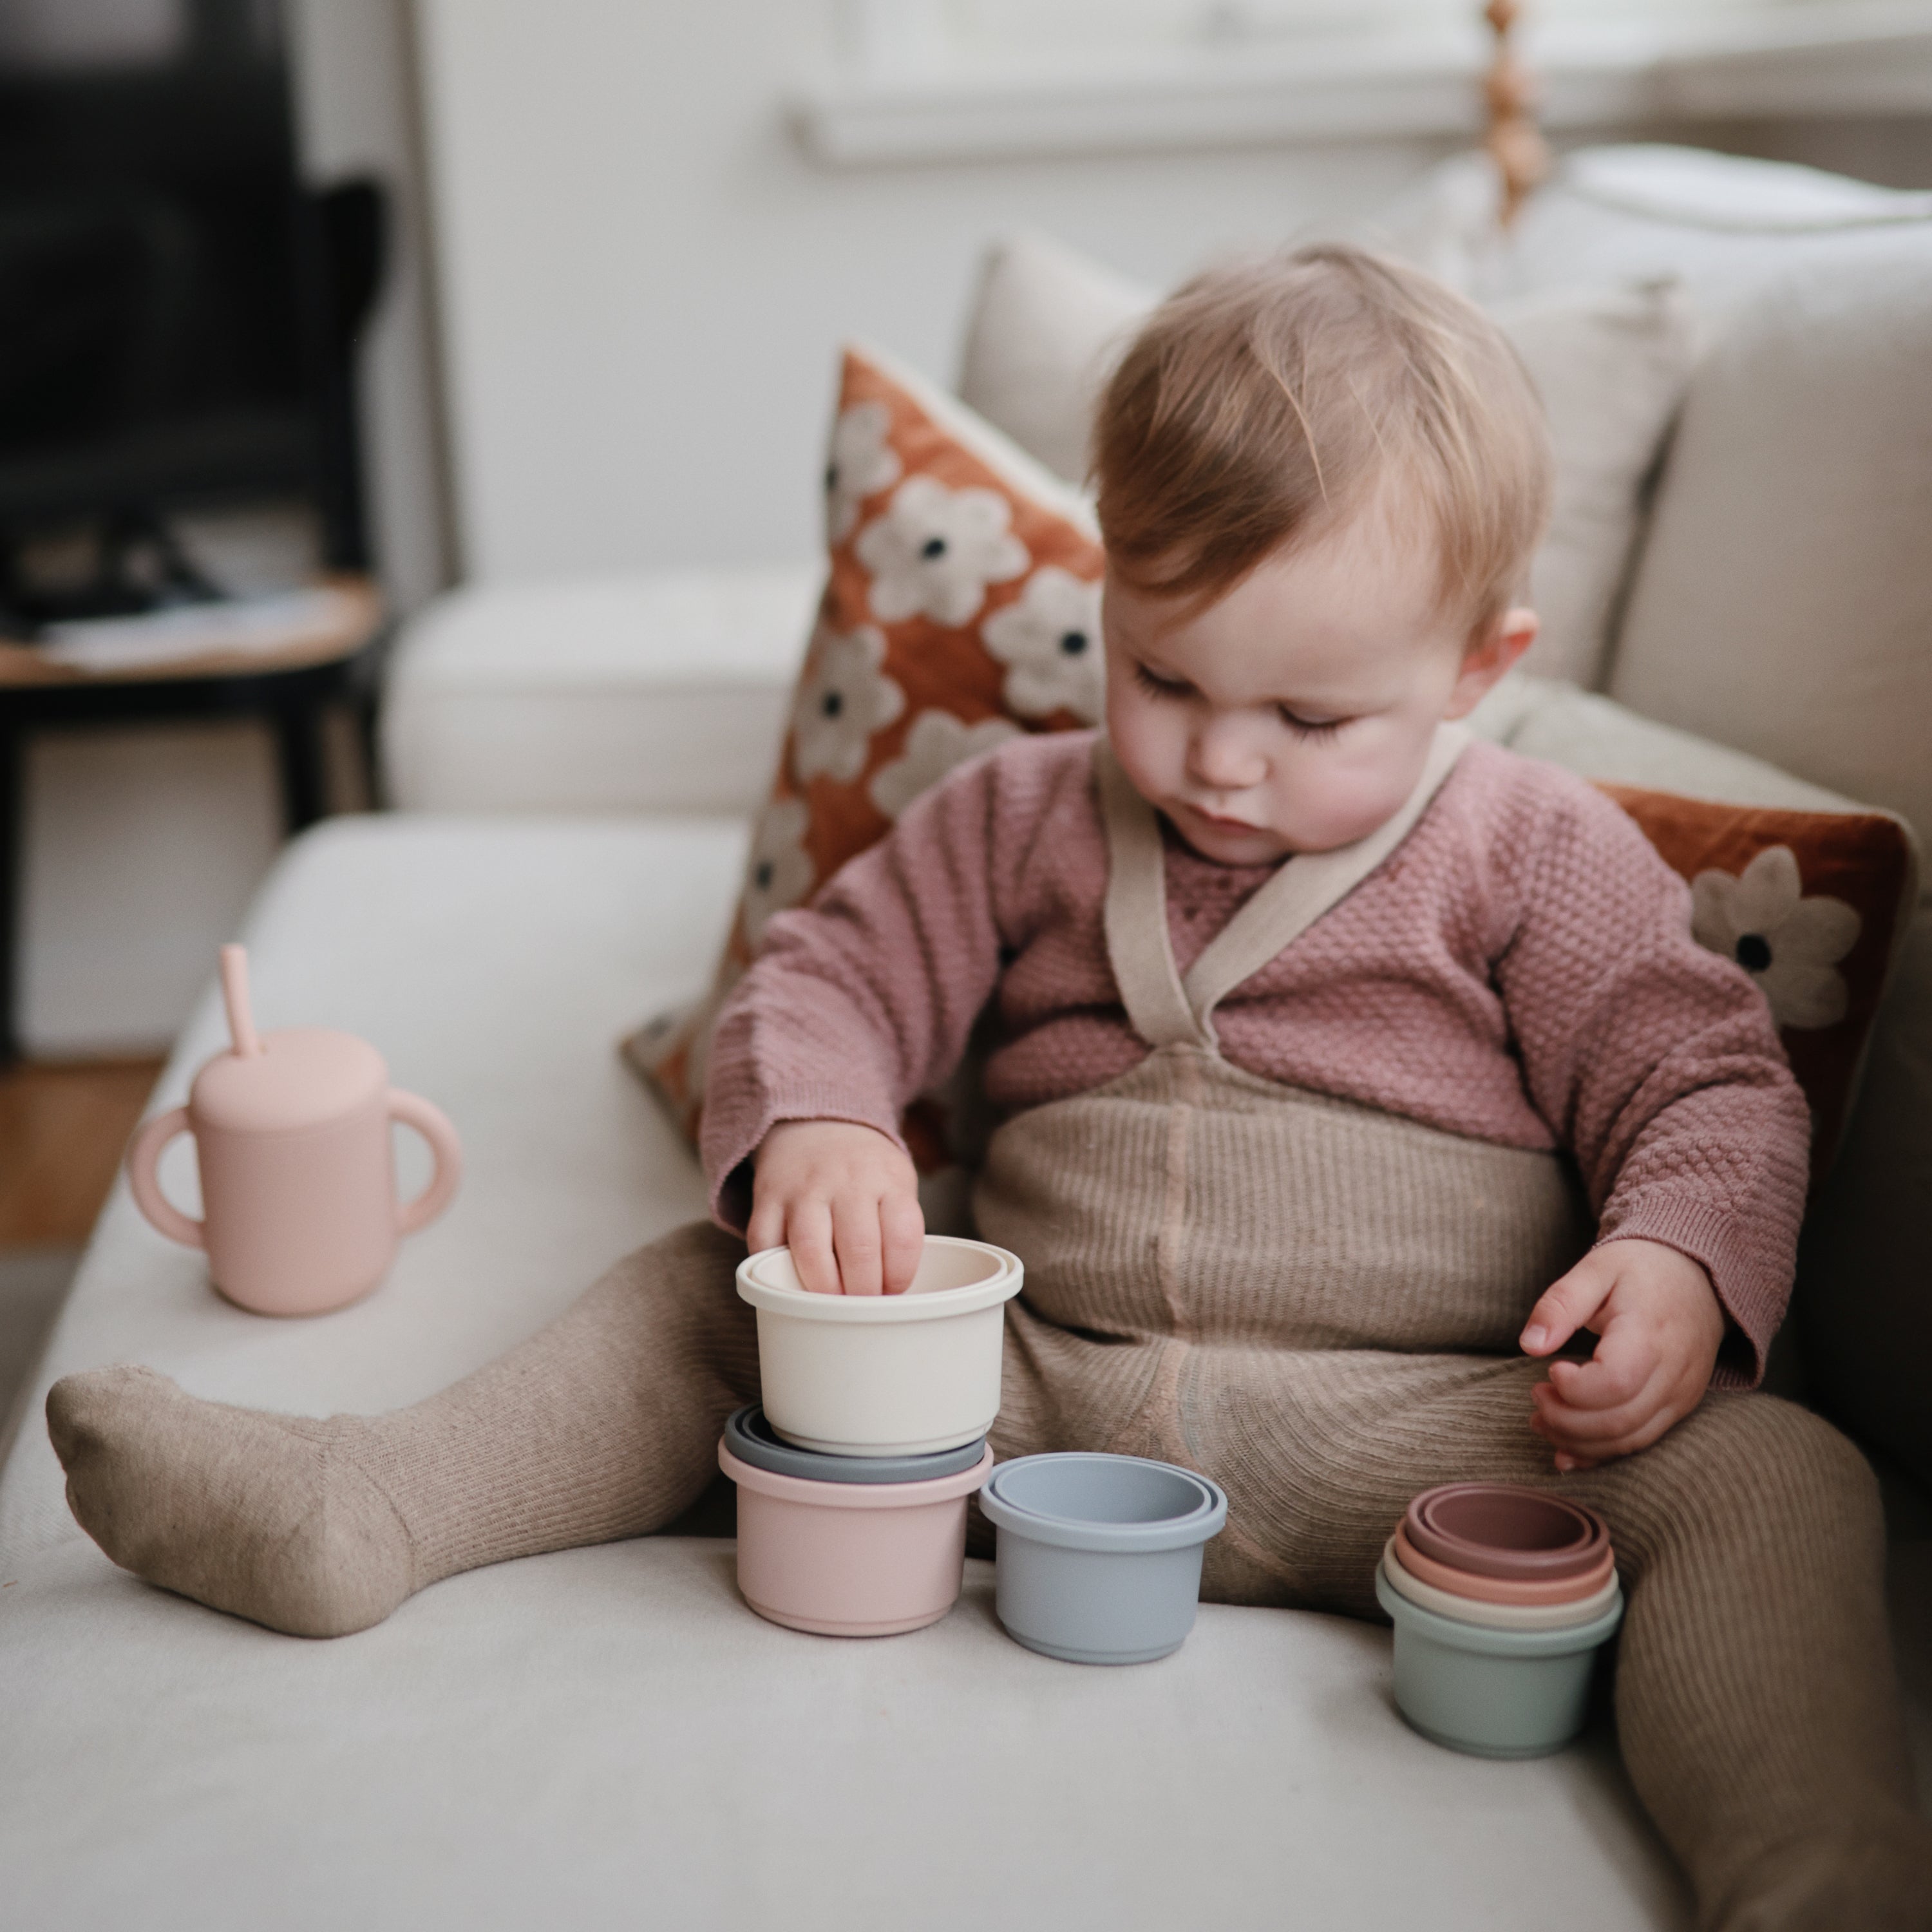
719, 1406, 992, 1636
1379, 1482, 1624, 1758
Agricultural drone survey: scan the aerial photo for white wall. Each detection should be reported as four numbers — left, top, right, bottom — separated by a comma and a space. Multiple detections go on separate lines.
413, 0, 1450, 585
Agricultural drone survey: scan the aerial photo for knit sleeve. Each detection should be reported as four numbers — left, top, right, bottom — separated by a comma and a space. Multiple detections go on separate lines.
1493, 773, 1812, 1387
699, 748, 1014, 1233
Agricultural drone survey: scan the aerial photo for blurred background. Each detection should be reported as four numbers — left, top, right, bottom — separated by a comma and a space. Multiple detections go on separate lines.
2, 0, 1930, 1249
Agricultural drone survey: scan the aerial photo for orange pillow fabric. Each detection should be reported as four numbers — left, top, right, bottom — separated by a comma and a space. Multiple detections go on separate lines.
625, 343, 1103, 1162
1596, 784, 1919, 1179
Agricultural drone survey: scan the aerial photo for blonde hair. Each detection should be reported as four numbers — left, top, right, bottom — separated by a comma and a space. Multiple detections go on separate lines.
1092, 243, 1552, 638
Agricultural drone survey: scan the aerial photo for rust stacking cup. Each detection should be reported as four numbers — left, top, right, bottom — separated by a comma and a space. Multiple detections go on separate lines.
1405, 1484, 1609, 1582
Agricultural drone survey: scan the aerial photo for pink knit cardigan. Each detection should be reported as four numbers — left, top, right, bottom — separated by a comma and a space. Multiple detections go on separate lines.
702, 731, 1809, 1386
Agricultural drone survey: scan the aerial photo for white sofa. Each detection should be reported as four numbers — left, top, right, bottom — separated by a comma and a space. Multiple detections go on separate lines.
2, 147, 1928, 1929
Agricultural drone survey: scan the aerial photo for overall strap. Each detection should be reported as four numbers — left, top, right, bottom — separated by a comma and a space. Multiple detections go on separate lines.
1097, 741, 1211, 1049
1095, 724, 1472, 1052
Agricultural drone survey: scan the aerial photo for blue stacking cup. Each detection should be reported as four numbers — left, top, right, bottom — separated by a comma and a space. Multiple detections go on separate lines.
980, 1453, 1228, 1665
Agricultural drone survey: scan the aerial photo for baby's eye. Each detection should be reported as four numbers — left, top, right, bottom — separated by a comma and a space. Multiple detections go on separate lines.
1278, 708, 1347, 742
1132, 662, 1191, 701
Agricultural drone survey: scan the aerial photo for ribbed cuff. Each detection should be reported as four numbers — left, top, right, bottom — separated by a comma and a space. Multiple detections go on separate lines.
1593, 1197, 1791, 1389
701, 1077, 909, 1235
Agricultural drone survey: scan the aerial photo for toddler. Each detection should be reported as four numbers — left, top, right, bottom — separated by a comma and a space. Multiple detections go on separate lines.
48, 247, 1928, 1929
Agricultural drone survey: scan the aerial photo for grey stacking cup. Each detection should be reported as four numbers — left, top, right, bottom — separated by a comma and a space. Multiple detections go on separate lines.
980, 1453, 1227, 1665
1374, 1564, 1624, 1758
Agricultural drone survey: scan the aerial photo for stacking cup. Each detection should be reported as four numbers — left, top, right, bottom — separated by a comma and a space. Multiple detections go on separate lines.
1404, 1484, 1608, 1581
1380, 1538, 1622, 1632
980, 1453, 1227, 1665
1376, 1564, 1624, 1758
1379, 1482, 1623, 1757
719, 1406, 991, 1636
736, 1237, 1023, 1456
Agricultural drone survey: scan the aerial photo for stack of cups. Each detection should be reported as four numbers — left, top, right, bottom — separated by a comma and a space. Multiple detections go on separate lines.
1375, 1482, 1624, 1759
718, 1237, 1022, 1636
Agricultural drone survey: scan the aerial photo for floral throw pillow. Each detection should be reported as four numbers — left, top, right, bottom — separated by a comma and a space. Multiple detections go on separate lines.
1596, 784, 1920, 1178
625, 343, 1103, 1178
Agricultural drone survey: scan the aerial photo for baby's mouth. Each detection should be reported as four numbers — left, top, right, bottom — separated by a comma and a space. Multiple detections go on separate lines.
1182, 801, 1262, 835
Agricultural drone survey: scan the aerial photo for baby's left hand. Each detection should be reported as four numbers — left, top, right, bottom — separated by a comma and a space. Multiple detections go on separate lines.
1519, 1238, 1727, 1471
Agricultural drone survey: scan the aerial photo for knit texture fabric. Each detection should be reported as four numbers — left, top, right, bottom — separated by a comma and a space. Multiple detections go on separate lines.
702, 730, 1810, 1383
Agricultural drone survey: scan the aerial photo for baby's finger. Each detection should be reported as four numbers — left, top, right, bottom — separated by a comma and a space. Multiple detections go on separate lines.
1533, 1372, 1668, 1448
745, 1195, 785, 1256
831, 1195, 885, 1298
786, 1198, 840, 1295
1546, 1403, 1684, 1466
1543, 1321, 1652, 1410
880, 1191, 925, 1296
1520, 1257, 1614, 1358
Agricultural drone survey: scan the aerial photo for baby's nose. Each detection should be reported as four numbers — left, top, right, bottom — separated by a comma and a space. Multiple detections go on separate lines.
1189, 724, 1266, 791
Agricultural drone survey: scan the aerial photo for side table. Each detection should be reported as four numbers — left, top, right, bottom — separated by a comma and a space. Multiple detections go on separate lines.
0, 576, 387, 1064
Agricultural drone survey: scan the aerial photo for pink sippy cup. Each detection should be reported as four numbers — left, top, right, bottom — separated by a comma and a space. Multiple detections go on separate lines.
125, 945, 462, 1316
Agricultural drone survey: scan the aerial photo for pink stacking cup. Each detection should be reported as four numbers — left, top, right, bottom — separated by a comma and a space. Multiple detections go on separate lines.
719, 1408, 993, 1637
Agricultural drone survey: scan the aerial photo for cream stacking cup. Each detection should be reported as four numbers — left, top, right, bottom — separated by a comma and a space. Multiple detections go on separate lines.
735, 1236, 1023, 1456
1376, 1483, 1624, 1758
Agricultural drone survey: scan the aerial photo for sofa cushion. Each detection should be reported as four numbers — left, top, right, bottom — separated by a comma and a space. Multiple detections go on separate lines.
1607, 240, 1932, 852
379, 568, 820, 816
1372, 144, 1932, 336
3, 806, 1924, 1929
956, 229, 1148, 488
955, 231, 1694, 690
626, 343, 1103, 1173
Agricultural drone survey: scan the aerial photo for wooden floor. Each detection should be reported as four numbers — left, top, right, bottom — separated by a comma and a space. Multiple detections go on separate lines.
0, 1059, 164, 1247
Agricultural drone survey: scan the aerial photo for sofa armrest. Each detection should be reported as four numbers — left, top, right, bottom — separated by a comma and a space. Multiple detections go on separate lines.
379, 566, 819, 815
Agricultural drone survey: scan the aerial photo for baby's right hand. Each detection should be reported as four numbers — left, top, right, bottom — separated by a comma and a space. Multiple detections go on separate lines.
746, 1119, 925, 1295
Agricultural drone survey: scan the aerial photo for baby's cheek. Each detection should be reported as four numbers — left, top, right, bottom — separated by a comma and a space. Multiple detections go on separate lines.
1277, 757, 1412, 849
1106, 696, 1180, 799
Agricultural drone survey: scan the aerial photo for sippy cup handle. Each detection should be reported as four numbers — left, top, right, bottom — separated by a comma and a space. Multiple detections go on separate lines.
126, 1107, 206, 1249
388, 1089, 463, 1235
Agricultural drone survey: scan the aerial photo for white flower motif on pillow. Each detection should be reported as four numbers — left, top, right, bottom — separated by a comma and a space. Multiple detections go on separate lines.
790, 623, 905, 784
741, 798, 815, 949
1690, 844, 1859, 1030
867, 708, 1021, 820
825, 401, 902, 544
981, 565, 1104, 723
855, 475, 1029, 627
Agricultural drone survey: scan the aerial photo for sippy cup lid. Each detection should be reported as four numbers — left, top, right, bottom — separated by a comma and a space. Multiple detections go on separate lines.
187, 945, 390, 1135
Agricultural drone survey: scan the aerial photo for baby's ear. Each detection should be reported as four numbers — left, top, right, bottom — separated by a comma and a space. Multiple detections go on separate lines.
1443, 607, 1537, 718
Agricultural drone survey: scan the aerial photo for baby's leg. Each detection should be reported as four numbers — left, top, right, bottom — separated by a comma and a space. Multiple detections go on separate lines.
1171, 1350, 1929, 1931
1570, 1394, 1928, 1932
47, 1221, 755, 1638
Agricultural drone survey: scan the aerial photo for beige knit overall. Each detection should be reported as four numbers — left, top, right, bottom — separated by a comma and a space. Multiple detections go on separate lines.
48, 738, 1927, 1930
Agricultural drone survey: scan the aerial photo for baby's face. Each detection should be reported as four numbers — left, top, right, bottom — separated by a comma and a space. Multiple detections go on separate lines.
1103, 504, 1532, 864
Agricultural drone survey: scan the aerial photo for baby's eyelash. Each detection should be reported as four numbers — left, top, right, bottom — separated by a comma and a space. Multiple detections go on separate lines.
1278, 709, 1346, 742
1132, 662, 1189, 700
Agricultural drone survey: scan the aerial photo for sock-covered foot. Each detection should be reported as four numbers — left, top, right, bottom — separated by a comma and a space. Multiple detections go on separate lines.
47, 1365, 415, 1638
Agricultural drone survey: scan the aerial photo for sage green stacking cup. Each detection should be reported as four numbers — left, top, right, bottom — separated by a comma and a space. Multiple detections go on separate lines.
1375, 1563, 1624, 1758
